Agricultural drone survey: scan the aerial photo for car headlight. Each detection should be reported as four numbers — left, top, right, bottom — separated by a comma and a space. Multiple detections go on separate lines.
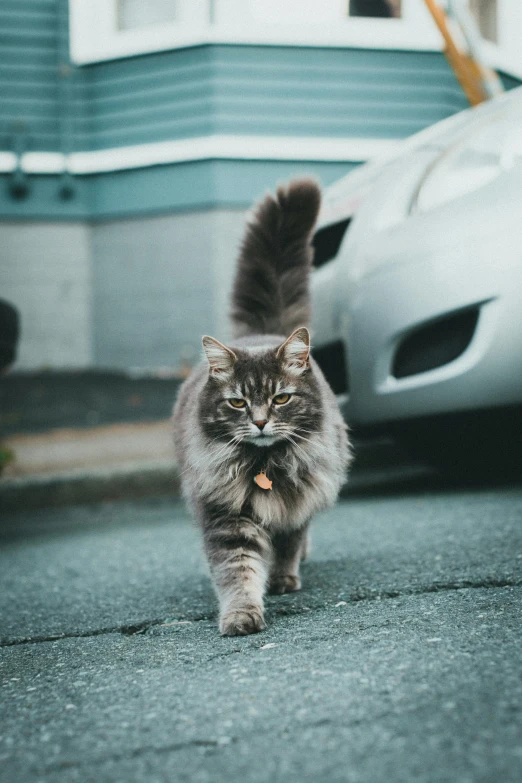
411, 105, 522, 214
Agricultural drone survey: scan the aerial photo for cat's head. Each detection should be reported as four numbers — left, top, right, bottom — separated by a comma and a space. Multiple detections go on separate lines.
200, 327, 322, 447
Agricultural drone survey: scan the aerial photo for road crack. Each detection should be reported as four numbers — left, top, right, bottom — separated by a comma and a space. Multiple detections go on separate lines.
43, 737, 231, 773
271, 577, 521, 618
2, 578, 520, 648
0, 618, 169, 648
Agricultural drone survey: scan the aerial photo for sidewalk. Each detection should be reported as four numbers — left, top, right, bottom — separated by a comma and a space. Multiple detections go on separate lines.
0, 420, 178, 510
3, 420, 175, 477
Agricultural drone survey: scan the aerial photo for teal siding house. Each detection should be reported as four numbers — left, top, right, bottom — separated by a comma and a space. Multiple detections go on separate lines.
1, 0, 521, 370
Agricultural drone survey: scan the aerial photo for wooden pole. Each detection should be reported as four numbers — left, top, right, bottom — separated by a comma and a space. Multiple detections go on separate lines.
423, 0, 490, 106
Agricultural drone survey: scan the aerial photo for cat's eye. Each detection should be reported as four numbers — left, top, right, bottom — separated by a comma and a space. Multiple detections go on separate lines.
228, 398, 247, 409
273, 393, 292, 405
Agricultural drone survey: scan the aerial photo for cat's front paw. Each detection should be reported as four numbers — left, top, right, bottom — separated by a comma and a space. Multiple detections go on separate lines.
268, 574, 301, 595
220, 606, 266, 636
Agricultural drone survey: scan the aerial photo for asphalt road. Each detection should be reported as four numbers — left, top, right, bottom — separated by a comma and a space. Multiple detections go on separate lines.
1, 472, 521, 782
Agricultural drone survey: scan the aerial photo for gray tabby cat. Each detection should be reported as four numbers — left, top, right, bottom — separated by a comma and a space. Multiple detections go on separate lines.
173, 179, 351, 636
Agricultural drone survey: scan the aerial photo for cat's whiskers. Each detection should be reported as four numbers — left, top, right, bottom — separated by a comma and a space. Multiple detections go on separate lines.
288, 431, 318, 446
275, 425, 330, 460
180, 431, 247, 479
286, 426, 329, 448
206, 432, 248, 466
273, 423, 310, 442
278, 430, 311, 462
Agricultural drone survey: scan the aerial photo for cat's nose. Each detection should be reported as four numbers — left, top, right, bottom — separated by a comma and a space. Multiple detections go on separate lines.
254, 419, 268, 431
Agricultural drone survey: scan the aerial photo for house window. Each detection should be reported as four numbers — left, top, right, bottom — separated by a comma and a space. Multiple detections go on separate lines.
469, 0, 497, 42
118, 0, 178, 31
349, 0, 401, 18
69, 0, 210, 64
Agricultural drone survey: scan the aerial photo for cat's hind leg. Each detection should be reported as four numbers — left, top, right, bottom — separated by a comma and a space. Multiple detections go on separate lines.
204, 514, 272, 636
268, 524, 309, 595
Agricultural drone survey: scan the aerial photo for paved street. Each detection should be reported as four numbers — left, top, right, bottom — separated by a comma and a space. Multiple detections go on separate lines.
1, 472, 521, 782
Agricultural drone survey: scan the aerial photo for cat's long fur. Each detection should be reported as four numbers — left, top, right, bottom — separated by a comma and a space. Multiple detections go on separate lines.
173, 179, 351, 636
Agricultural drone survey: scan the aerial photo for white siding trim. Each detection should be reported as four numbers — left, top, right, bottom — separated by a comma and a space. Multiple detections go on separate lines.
70, 24, 445, 65
68, 0, 522, 80
0, 136, 401, 176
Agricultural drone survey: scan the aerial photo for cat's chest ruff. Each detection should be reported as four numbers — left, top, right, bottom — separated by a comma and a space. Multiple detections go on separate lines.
250, 486, 291, 527
207, 464, 300, 526
198, 443, 340, 528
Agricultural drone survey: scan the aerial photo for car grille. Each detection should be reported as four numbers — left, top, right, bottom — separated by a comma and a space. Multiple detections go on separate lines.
392, 307, 480, 379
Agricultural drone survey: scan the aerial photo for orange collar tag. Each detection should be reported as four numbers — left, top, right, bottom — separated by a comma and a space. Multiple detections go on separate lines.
254, 470, 272, 490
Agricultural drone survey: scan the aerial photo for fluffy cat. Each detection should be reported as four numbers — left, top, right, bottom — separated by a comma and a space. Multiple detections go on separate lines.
173, 179, 351, 636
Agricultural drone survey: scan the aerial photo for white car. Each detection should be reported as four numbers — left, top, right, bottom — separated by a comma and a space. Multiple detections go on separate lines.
311, 86, 522, 470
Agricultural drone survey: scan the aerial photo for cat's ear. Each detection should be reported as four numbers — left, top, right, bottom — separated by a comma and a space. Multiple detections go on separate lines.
202, 336, 237, 379
276, 327, 310, 375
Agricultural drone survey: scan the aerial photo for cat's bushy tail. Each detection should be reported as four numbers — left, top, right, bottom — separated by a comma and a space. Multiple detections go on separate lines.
230, 178, 321, 338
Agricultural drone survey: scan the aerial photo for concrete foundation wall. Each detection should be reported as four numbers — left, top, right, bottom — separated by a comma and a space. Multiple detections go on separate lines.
90, 209, 247, 370
1, 210, 248, 372
211, 209, 249, 343
1, 222, 92, 370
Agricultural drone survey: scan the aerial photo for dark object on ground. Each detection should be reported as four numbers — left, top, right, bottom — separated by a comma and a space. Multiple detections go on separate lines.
0, 299, 20, 372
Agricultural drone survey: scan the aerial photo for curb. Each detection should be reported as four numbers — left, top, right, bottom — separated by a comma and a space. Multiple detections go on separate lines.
1, 461, 179, 512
